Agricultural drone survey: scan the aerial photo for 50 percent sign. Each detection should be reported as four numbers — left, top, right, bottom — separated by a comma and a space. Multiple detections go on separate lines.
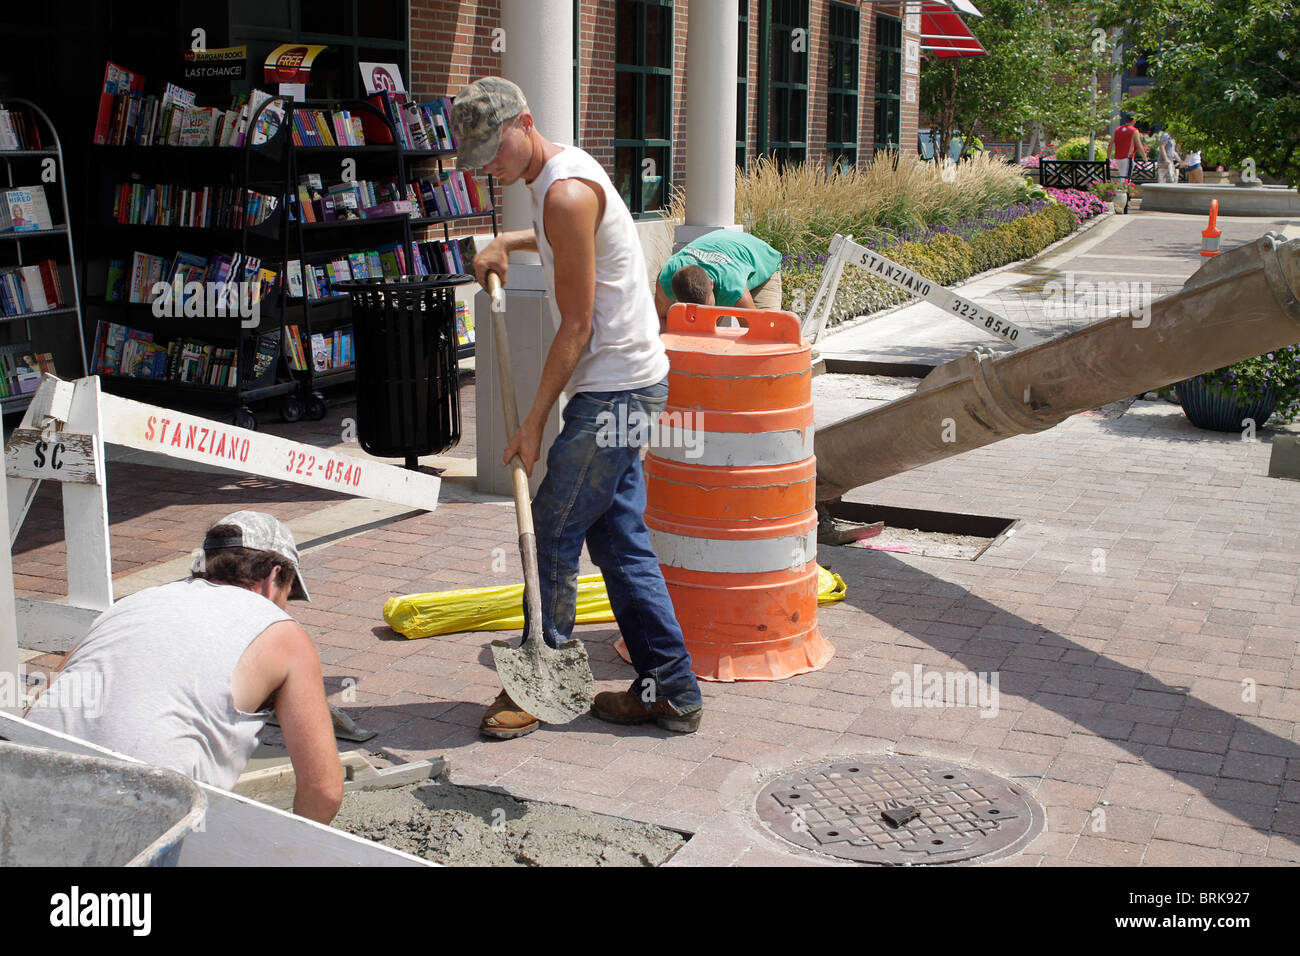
841, 236, 1042, 347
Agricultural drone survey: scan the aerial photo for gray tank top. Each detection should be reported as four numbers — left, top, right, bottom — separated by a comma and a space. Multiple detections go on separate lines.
25, 578, 291, 790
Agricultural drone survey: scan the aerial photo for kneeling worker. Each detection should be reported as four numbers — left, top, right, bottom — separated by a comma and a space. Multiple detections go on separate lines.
25, 511, 344, 823
654, 229, 784, 327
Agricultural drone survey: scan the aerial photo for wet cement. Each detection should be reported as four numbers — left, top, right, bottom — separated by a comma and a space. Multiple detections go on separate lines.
491, 637, 594, 725
333, 778, 687, 866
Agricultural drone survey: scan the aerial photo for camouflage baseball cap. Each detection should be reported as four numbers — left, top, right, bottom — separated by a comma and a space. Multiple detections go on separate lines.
192, 510, 311, 601
450, 76, 529, 168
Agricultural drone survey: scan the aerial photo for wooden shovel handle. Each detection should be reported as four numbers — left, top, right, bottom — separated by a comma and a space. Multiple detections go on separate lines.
487, 271, 544, 644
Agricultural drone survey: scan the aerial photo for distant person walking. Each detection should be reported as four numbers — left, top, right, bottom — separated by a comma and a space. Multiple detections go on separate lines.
1156, 127, 1181, 183
1183, 147, 1204, 183
1108, 114, 1148, 181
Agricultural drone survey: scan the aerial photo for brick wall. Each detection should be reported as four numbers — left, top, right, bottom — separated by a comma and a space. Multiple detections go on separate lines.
405, 0, 930, 233
671, 0, 689, 191
901, 4, 921, 158
743, 0, 758, 170
409, 0, 502, 238
805, 0, 828, 164
858, 3, 875, 163
580, 0, 616, 174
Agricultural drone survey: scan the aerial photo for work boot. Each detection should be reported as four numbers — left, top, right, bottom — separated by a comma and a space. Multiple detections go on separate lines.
592, 688, 702, 733
480, 690, 540, 739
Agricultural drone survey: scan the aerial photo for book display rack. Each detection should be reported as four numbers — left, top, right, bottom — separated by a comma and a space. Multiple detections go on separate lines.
0, 99, 88, 413
84, 64, 496, 430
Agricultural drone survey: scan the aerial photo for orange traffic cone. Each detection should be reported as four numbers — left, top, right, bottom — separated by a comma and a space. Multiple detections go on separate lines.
1201, 199, 1221, 257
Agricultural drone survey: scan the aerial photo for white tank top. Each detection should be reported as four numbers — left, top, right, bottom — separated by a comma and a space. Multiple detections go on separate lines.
525, 145, 669, 394
25, 578, 291, 791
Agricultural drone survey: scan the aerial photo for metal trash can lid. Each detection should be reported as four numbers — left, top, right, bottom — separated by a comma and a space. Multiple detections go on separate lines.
333, 274, 473, 293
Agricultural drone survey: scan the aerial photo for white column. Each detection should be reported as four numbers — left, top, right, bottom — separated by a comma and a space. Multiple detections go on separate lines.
1, 415, 20, 715
476, 0, 576, 496
500, 0, 574, 279
677, 0, 741, 246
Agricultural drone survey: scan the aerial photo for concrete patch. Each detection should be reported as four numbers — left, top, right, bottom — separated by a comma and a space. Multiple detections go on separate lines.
332, 778, 688, 866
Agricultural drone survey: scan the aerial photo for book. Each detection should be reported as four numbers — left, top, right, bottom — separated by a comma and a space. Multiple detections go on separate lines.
3, 186, 53, 232
94, 61, 145, 145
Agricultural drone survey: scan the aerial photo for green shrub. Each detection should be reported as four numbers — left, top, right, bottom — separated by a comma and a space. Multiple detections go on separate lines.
781, 205, 1078, 324
666, 152, 1032, 261
1054, 137, 1109, 162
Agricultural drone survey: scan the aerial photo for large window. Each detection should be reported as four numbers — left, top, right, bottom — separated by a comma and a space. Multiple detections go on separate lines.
764, 0, 808, 165
826, 1, 859, 170
873, 13, 902, 152
737, 3, 748, 171
229, 0, 406, 100
615, 0, 673, 216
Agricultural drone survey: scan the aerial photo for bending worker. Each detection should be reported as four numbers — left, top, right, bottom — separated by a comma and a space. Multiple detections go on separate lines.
25, 511, 344, 824
452, 76, 703, 739
654, 229, 784, 326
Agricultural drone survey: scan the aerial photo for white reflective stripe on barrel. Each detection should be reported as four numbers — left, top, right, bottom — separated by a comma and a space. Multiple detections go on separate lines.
649, 528, 818, 573
649, 427, 814, 467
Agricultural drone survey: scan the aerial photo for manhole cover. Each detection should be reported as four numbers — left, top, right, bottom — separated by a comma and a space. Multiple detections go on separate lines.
755, 756, 1043, 865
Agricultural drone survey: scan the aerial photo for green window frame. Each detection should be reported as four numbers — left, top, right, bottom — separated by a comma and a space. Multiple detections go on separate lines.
826, 1, 859, 170
228, 0, 407, 101
873, 12, 902, 152
614, 0, 673, 217
762, 0, 808, 165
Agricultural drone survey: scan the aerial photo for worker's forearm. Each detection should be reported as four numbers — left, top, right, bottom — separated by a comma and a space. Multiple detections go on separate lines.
526, 324, 591, 429
498, 229, 539, 254
294, 783, 343, 824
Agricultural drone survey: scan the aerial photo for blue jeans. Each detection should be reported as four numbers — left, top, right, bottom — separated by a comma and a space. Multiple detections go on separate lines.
524, 378, 702, 712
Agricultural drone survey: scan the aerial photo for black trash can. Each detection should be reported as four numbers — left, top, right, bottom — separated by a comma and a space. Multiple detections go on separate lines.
334, 274, 471, 469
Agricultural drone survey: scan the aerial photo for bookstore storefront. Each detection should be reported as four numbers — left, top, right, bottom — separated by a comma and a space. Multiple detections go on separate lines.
0, 0, 936, 418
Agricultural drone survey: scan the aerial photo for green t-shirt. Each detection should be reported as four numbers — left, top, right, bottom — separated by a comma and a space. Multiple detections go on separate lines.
658, 230, 783, 307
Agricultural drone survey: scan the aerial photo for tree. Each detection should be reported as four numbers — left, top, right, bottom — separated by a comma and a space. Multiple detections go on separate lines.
1103, 0, 1300, 185
920, 0, 1115, 160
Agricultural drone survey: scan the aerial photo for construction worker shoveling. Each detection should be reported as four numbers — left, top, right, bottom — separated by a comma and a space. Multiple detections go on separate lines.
24, 511, 345, 824
451, 76, 703, 739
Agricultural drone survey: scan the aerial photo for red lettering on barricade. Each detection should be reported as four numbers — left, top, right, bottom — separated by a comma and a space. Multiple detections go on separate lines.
214, 434, 226, 457
146, 416, 156, 441
239, 440, 249, 463
186, 426, 197, 450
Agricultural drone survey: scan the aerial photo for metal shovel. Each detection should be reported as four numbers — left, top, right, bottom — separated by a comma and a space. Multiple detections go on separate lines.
484, 272, 595, 724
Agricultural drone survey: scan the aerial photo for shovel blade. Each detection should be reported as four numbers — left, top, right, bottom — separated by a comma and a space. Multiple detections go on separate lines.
490, 636, 595, 725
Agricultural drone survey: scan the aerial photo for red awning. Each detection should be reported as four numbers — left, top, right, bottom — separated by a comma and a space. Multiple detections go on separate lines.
917, 0, 987, 59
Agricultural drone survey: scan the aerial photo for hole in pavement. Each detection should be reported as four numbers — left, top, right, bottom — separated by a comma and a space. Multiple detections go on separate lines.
822, 500, 1017, 561
333, 778, 690, 867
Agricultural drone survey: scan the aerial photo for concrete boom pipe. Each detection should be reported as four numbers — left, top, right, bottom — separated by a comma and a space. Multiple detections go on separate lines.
814, 233, 1300, 502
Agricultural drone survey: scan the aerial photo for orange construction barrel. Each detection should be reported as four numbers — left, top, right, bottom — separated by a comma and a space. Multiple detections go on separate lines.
617, 302, 834, 681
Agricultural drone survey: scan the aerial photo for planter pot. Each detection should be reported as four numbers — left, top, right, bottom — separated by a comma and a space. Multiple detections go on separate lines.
1176, 378, 1277, 432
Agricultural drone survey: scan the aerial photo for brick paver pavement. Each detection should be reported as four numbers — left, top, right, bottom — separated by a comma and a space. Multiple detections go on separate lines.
11, 214, 1300, 866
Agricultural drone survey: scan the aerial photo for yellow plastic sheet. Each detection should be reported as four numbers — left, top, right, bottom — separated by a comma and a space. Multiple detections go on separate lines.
383, 565, 847, 640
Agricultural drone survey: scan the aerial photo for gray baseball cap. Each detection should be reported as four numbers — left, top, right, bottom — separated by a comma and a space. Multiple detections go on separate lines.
192, 510, 311, 601
450, 76, 529, 168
